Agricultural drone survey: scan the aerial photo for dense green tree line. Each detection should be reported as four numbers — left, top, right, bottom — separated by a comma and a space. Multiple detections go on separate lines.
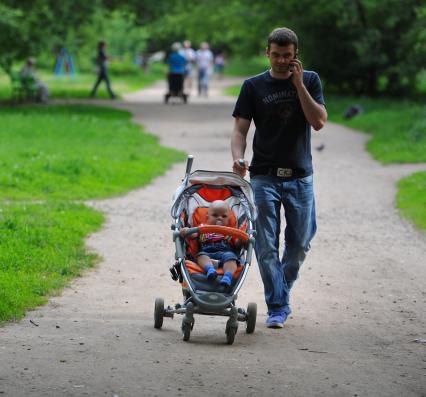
0, 0, 174, 74
147, 0, 426, 96
0, 0, 98, 73
0, 0, 425, 96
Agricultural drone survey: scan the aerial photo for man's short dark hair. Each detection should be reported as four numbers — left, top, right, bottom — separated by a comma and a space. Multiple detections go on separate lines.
267, 28, 298, 51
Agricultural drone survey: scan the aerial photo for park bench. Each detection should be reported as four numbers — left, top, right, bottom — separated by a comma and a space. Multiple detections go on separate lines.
10, 71, 37, 102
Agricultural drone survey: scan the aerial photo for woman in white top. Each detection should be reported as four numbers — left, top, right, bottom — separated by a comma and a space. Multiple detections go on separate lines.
196, 42, 214, 97
181, 40, 196, 92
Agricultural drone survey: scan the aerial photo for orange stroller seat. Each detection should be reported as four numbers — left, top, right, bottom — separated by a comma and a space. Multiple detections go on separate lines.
182, 207, 245, 288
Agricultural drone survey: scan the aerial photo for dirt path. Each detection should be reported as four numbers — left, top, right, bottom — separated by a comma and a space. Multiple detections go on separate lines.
1, 78, 425, 397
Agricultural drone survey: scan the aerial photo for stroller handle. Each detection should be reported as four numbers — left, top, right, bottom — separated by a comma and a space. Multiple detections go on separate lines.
185, 155, 194, 176
181, 225, 250, 243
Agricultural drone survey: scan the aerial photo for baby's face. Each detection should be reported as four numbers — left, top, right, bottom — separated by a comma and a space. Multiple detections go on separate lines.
207, 206, 230, 226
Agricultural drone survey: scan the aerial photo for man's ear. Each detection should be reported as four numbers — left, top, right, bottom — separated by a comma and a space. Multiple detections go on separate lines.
265, 47, 270, 57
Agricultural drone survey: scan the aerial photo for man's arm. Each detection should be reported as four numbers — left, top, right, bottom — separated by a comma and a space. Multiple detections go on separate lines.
231, 117, 251, 177
296, 85, 327, 131
290, 59, 328, 131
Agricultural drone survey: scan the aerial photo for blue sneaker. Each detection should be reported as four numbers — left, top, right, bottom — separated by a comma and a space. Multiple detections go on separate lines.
266, 312, 287, 328
205, 266, 218, 281
219, 272, 233, 287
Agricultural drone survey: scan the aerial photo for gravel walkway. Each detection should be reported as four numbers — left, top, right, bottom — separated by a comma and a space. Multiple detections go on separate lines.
1, 77, 425, 397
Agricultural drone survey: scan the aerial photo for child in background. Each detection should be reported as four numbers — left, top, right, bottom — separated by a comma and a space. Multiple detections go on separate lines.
214, 50, 225, 79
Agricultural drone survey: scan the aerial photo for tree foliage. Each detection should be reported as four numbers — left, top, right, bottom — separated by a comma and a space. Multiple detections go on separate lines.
144, 0, 426, 96
0, 3, 27, 73
146, 0, 271, 54
0, 0, 99, 74
0, 0, 424, 96
286, 0, 426, 96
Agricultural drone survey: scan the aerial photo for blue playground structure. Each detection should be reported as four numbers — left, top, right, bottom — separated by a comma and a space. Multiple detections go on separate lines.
54, 48, 75, 77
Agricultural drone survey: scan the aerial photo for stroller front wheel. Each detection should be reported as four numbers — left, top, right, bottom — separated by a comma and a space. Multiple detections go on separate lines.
182, 302, 194, 341
182, 321, 191, 341
225, 322, 237, 345
154, 297, 165, 329
225, 306, 238, 345
246, 302, 257, 334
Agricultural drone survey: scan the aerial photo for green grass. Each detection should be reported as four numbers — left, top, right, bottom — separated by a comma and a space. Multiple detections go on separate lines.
397, 172, 426, 232
0, 105, 184, 201
0, 105, 185, 322
0, 202, 103, 321
225, 85, 241, 97
0, 62, 166, 101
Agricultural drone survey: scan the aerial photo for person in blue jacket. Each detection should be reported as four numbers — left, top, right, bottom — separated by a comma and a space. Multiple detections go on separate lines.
166, 42, 187, 96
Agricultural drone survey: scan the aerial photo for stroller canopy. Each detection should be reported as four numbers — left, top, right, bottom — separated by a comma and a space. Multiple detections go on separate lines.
171, 170, 257, 222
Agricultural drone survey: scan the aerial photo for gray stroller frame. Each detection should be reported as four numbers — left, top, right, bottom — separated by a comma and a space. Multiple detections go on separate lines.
154, 156, 258, 344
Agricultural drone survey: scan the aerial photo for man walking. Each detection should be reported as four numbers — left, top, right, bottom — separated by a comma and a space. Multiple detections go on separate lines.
196, 42, 214, 97
90, 41, 116, 99
231, 27, 327, 328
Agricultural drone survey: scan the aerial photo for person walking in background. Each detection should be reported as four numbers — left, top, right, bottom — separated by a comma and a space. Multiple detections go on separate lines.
181, 40, 196, 93
166, 42, 187, 98
214, 50, 226, 79
196, 42, 214, 97
90, 41, 116, 99
231, 27, 327, 328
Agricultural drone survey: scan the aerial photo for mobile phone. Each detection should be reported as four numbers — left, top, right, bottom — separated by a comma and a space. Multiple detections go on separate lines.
289, 53, 298, 71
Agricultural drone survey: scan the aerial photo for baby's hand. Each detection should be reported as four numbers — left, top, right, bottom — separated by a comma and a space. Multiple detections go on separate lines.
234, 237, 247, 249
179, 227, 189, 238
179, 227, 198, 239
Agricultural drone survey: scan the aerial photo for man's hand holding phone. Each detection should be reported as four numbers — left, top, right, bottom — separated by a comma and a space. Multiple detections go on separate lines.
290, 56, 303, 89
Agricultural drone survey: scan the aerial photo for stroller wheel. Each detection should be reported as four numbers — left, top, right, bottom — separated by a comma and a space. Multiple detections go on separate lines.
225, 306, 238, 345
182, 302, 194, 341
154, 297, 164, 329
225, 323, 237, 345
246, 302, 257, 334
182, 321, 191, 341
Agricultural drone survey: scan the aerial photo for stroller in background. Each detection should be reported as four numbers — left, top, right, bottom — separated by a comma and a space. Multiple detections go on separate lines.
154, 155, 258, 345
164, 72, 188, 104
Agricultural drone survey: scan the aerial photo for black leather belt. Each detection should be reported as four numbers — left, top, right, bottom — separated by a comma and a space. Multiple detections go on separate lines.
249, 166, 311, 179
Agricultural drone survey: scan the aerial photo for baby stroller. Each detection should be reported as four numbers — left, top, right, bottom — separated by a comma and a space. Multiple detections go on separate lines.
154, 155, 258, 345
164, 73, 188, 104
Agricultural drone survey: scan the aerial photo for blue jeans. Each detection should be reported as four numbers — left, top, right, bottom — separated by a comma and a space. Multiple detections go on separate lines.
198, 67, 209, 95
91, 67, 115, 99
250, 174, 317, 315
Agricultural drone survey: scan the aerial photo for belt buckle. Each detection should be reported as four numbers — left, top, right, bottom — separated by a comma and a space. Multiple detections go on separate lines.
277, 168, 293, 177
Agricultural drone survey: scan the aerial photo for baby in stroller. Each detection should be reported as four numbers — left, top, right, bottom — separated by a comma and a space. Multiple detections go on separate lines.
179, 200, 242, 288
154, 156, 258, 344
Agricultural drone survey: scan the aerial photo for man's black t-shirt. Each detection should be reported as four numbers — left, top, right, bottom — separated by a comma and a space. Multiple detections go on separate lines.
232, 70, 325, 175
